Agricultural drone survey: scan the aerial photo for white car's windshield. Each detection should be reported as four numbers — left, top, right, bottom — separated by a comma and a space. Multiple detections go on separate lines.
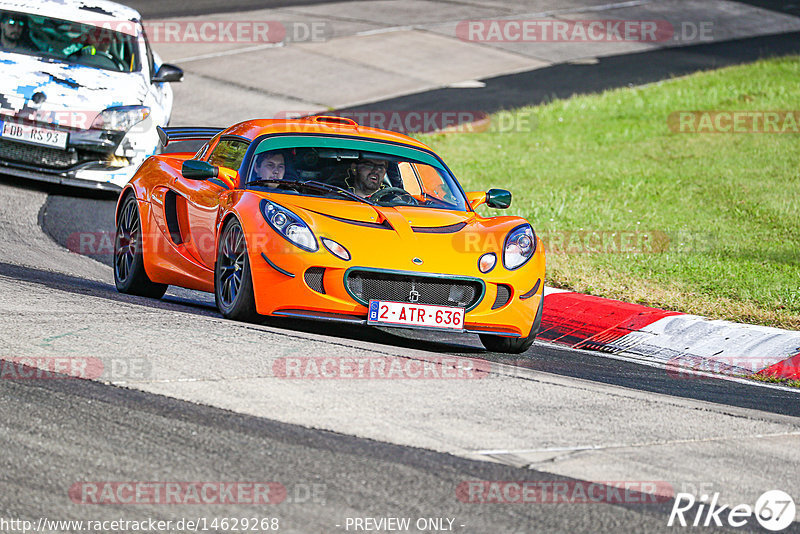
247, 137, 468, 211
0, 9, 140, 72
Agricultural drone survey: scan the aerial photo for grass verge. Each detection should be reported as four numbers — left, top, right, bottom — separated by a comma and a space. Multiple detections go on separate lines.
421, 56, 800, 329
748, 374, 800, 389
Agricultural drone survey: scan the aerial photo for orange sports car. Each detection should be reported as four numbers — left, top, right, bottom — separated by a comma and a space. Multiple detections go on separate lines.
114, 116, 545, 353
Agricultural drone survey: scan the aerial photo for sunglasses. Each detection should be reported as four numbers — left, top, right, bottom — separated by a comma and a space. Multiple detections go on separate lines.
4, 18, 25, 26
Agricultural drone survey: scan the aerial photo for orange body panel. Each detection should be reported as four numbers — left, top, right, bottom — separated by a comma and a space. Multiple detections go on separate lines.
118, 118, 546, 337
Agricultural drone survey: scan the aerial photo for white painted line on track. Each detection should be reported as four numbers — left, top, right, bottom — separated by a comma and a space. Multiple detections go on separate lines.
171, 42, 285, 63
354, 25, 415, 37
468, 430, 800, 456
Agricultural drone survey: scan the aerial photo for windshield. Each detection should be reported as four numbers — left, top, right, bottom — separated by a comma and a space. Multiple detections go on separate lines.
247, 136, 468, 211
0, 9, 140, 72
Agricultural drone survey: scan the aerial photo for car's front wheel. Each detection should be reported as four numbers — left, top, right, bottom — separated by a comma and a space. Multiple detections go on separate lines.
479, 295, 543, 354
215, 217, 259, 323
479, 331, 537, 354
114, 193, 168, 299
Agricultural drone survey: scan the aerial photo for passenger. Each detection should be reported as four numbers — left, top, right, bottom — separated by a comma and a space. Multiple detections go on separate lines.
252, 150, 286, 187
346, 157, 388, 198
0, 13, 31, 51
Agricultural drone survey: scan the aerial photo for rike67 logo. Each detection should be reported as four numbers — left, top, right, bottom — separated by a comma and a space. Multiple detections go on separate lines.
669, 490, 796, 531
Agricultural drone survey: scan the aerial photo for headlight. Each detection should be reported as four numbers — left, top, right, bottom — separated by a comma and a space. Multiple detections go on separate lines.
92, 106, 150, 132
321, 237, 351, 261
503, 224, 536, 270
260, 199, 318, 252
478, 252, 496, 273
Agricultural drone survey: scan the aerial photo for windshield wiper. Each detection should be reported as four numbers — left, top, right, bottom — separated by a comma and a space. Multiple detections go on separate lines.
247, 179, 372, 205
246, 178, 296, 187
298, 180, 373, 205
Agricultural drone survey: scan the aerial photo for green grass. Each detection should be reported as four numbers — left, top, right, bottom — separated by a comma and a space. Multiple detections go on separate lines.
748, 373, 800, 389
420, 56, 800, 328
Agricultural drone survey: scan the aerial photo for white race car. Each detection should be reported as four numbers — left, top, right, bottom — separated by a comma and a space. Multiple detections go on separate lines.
0, 0, 182, 190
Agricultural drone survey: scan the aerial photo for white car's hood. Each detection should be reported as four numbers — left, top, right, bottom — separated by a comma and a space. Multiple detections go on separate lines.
0, 51, 148, 129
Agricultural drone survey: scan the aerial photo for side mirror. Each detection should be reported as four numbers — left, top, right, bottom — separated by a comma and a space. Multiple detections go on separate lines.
466, 189, 512, 210
152, 64, 184, 83
217, 167, 241, 189
486, 188, 512, 209
182, 160, 218, 180
466, 191, 487, 210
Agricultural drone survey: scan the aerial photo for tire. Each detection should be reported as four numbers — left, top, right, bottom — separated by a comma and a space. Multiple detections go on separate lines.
114, 193, 168, 299
479, 293, 544, 354
214, 217, 260, 323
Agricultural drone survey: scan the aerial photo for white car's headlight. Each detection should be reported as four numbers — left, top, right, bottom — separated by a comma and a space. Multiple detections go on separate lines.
92, 106, 150, 132
503, 224, 536, 270
260, 199, 318, 252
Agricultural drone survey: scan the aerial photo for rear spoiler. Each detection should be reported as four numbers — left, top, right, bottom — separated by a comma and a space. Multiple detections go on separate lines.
157, 126, 225, 147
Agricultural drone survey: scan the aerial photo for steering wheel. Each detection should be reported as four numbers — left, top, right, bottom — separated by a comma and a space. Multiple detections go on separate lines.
369, 187, 419, 206
71, 45, 126, 71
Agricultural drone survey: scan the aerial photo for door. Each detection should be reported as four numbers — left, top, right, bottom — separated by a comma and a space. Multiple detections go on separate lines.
171, 138, 249, 268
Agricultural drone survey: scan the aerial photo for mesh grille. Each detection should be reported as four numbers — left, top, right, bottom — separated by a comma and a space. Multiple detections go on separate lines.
0, 139, 81, 168
304, 267, 326, 294
492, 284, 512, 310
346, 270, 482, 309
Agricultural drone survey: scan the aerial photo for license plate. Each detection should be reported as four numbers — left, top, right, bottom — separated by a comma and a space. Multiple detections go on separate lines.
0, 120, 68, 149
368, 300, 465, 331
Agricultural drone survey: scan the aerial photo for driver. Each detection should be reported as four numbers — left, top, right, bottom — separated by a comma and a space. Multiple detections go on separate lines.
71, 27, 122, 69
0, 13, 32, 51
88, 32, 113, 55
252, 150, 286, 187
346, 157, 388, 198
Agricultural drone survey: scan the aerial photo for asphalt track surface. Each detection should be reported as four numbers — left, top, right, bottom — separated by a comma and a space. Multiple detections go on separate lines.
32, 181, 800, 419
4, 178, 779, 533
125, 0, 363, 18
0, 361, 770, 534
124, 0, 800, 19
33, 22, 800, 417
3, 3, 800, 533
737, 0, 800, 17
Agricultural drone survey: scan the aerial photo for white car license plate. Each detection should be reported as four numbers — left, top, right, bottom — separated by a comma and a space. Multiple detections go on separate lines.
368, 300, 465, 331
0, 120, 68, 149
